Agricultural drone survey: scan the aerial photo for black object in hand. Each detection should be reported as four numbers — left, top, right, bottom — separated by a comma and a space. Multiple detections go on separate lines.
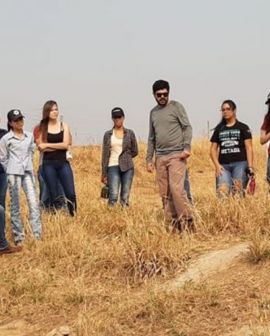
101, 185, 109, 199
245, 167, 254, 177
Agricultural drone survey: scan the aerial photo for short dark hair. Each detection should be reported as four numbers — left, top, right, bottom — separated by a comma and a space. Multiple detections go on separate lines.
152, 80, 170, 94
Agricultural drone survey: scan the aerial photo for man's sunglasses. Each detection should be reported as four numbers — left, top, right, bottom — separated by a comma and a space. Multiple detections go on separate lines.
156, 92, 169, 98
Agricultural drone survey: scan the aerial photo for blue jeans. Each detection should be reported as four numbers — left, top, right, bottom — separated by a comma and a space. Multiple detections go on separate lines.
8, 173, 41, 243
107, 166, 134, 206
216, 161, 248, 196
0, 205, 8, 250
0, 172, 7, 208
42, 160, 77, 216
38, 166, 66, 209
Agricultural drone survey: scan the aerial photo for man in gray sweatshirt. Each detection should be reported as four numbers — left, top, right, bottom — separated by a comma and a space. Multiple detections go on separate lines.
146, 79, 193, 230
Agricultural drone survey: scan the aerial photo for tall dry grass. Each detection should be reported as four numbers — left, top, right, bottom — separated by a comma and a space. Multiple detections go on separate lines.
0, 139, 270, 335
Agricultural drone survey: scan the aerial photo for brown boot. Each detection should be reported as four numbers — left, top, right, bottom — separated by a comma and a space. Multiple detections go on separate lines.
174, 218, 195, 233
171, 218, 184, 232
185, 218, 196, 233
0, 245, 22, 255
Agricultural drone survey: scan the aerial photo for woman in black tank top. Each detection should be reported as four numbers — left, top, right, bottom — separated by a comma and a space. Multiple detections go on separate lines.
37, 100, 77, 216
43, 126, 66, 161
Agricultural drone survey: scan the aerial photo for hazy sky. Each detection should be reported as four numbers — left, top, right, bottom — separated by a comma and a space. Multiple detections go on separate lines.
0, 0, 269, 144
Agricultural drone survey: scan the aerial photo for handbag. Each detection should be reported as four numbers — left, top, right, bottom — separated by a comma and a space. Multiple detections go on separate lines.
66, 150, 73, 161
245, 168, 256, 195
101, 185, 109, 199
247, 176, 256, 195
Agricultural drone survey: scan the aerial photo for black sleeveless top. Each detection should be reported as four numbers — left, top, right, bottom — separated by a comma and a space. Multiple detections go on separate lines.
43, 130, 67, 161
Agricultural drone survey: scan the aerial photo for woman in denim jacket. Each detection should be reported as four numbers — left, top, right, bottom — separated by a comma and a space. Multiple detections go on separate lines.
101, 107, 138, 206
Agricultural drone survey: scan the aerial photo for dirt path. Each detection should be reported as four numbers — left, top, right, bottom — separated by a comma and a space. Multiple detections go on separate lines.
0, 243, 249, 335
0, 320, 71, 336
0, 320, 34, 336
163, 242, 249, 292
225, 324, 270, 335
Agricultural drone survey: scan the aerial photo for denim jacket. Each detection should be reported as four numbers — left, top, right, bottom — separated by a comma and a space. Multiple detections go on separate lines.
102, 128, 138, 178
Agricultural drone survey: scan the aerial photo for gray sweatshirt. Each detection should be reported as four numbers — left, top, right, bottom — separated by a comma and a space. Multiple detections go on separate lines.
146, 100, 192, 162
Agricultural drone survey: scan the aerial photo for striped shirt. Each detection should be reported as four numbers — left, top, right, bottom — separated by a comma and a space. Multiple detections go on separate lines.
0, 130, 35, 175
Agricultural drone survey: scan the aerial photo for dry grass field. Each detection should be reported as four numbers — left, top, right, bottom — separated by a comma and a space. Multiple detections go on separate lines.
1, 139, 270, 335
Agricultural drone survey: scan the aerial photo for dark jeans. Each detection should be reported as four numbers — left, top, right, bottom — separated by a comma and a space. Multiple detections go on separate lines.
0, 205, 8, 250
38, 166, 66, 209
107, 166, 134, 206
42, 160, 77, 216
0, 172, 7, 208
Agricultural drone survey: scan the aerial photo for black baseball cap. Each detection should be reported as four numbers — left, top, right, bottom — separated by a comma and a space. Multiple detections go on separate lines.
7, 109, 24, 122
111, 107, 124, 118
265, 93, 270, 105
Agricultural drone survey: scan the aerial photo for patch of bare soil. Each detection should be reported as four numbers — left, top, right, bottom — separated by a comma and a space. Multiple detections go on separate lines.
0, 320, 72, 336
0, 319, 35, 336
164, 242, 249, 291
170, 253, 270, 335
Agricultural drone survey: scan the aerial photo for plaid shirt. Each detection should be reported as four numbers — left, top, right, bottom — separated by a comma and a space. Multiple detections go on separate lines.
102, 128, 138, 178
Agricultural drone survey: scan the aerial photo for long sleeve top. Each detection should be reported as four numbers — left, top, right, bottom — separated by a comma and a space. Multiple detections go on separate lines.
102, 128, 138, 178
0, 130, 35, 175
146, 100, 192, 162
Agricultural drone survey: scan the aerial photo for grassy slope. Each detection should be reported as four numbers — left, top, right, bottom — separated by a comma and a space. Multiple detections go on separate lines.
0, 139, 270, 335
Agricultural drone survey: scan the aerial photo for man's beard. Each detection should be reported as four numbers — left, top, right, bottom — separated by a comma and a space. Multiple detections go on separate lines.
158, 98, 168, 106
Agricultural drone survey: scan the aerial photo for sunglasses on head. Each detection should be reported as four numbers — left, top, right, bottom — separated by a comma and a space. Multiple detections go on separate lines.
156, 92, 169, 98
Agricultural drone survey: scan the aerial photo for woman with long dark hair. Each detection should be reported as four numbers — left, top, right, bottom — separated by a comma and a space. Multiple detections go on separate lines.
210, 100, 253, 196
260, 93, 270, 186
37, 100, 76, 216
